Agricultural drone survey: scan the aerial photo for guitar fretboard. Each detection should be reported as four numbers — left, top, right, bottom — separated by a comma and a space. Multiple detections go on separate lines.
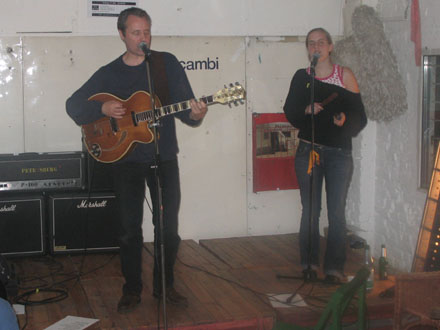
135, 95, 214, 123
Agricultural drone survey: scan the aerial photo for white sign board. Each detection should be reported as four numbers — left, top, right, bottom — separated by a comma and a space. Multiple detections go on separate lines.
88, 1, 137, 17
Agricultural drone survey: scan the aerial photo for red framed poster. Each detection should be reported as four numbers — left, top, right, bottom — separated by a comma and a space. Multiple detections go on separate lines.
252, 113, 299, 192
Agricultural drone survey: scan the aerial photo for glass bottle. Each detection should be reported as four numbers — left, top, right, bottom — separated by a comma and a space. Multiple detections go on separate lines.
378, 244, 388, 280
365, 245, 374, 291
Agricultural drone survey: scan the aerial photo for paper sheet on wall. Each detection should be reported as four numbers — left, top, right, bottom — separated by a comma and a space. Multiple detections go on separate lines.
88, 0, 137, 17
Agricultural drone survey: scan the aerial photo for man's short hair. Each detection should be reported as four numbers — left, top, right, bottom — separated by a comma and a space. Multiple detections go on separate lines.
117, 7, 151, 35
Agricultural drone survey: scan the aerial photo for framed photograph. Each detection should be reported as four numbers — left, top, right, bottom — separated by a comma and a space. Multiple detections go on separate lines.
252, 113, 299, 192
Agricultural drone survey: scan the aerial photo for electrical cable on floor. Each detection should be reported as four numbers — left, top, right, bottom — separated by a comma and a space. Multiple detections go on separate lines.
177, 255, 362, 321
16, 256, 64, 290
176, 256, 310, 310
14, 253, 117, 305
20, 301, 28, 330
13, 253, 117, 330
14, 288, 68, 306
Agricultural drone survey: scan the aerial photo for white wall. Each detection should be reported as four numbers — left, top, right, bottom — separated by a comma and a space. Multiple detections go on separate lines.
0, 38, 24, 152
0, 0, 344, 37
371, 0, 439, 271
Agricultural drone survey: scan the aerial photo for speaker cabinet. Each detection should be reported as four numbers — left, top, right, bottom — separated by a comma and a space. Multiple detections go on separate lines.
0, 195, 45, 256
48, 193, 119, 254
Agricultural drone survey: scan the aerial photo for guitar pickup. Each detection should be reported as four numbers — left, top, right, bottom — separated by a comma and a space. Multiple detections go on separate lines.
131, 111, 138, 127
110, 118, 119, 133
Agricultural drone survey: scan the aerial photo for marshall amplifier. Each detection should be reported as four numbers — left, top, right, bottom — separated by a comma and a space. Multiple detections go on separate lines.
48, 193, 119, 254
0, 195, 45, 257
0, 152, 85, 193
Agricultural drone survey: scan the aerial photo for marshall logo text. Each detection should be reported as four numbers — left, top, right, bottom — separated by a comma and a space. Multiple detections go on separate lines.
0, 204, 17, 212
77, 200, 108, 209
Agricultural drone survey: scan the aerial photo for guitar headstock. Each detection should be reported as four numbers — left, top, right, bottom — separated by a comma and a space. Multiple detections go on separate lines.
213, 82, 246, 107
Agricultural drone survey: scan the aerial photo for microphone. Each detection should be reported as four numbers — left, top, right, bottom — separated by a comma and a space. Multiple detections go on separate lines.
310, 53, 320, 67
138, 42, 151, 57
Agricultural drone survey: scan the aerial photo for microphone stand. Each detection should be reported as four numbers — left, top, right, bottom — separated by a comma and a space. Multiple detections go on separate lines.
144, 52, 168, 329
304, 61, 317, 282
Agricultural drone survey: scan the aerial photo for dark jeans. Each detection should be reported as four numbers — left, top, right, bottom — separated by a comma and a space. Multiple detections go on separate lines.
294, 140, 353, 274
112, 159, 181, 295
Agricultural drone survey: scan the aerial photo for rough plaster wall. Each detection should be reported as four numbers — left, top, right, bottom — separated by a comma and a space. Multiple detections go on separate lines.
345, 134, 364, 231
334, 5, 408, 122
374, 0, 437, 271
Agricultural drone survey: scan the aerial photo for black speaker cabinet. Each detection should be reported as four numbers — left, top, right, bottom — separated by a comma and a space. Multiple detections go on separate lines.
0, 195, 45, 256
48, 193, 119, 254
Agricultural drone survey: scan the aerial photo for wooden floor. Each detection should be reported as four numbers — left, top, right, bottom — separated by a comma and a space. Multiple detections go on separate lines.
5, 234, 395, 329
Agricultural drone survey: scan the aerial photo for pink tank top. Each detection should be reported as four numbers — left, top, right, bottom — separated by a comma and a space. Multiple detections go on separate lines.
307, 64, 345, 88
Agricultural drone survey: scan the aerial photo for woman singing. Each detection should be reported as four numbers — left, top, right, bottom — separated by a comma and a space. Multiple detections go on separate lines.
283, 27, 367, 283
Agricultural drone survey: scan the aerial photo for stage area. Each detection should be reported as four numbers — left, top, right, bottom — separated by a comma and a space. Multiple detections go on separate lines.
8, 234, 395, 329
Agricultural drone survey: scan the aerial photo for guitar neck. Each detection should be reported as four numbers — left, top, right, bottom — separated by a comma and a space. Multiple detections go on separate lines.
136, 95, 215, 123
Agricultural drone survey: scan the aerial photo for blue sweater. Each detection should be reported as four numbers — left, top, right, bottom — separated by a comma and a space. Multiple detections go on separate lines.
0, 298, 18, 330
66, 51, 200, 163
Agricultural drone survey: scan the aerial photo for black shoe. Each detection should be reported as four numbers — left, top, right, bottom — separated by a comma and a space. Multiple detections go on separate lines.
324, 274, 342, 285
117, 292, 141, 313
302, 269, 318, 282
153, 287, 188, 308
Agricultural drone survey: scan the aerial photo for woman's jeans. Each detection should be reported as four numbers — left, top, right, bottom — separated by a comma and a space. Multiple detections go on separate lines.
294, 140, 353, 274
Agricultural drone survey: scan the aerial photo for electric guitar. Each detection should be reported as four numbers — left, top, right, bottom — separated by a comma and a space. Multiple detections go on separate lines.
82, 83, 245, 163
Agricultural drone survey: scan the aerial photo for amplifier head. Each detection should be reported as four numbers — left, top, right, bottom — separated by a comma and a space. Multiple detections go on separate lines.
0, 152, 85, 192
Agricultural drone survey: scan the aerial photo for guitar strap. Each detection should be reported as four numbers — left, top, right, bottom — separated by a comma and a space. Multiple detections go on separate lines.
150, 51, 170, 107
